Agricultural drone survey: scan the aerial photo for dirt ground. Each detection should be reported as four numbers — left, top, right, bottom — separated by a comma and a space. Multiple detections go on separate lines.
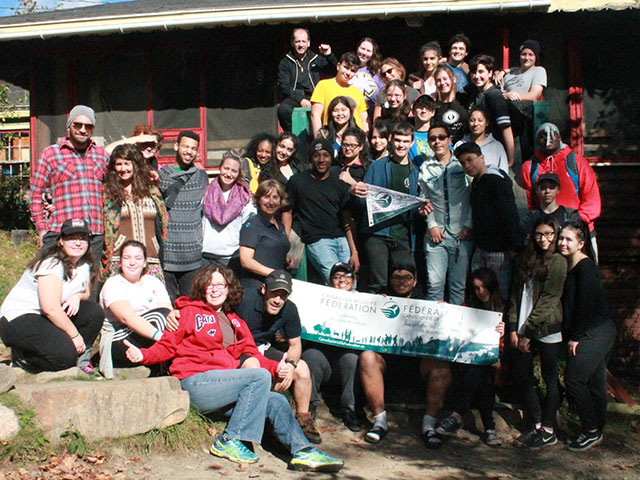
2, 401, 639, 480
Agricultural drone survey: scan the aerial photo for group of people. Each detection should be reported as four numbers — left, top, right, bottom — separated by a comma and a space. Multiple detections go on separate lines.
0, 26, 615, 474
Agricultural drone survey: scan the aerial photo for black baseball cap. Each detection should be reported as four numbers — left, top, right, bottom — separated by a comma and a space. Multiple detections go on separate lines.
537, 172, 560, 187
60, 218, 90, 236
264, 269, 293, 294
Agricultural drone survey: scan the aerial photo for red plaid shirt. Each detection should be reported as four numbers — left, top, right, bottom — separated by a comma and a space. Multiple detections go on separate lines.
30, 138, 109, 234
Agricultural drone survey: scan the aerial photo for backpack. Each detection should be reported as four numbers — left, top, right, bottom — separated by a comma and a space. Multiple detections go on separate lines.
529, 151, 579, 207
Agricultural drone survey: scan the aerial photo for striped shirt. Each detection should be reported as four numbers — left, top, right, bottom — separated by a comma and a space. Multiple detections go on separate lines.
30, 138, 109, 234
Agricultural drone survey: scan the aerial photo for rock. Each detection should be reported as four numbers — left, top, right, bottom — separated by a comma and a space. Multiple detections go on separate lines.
11, 229, 31, 246
0, 404, 19, 440
0, 364, 16, 393
112, 366, 150, 380
11, 366, 81, 384
13, 376, 190, 441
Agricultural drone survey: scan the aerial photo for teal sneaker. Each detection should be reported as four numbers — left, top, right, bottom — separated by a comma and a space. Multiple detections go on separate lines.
209, 435, 258, 464
289, 447, 344, 473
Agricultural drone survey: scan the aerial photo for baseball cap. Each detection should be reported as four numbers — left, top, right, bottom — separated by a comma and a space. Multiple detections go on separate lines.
536, 172, 560, 187
60, 218, 90, 236
264, 269, 293, 294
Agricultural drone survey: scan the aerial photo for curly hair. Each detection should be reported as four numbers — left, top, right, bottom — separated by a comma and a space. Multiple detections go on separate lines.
357, 37, 382, 75
104, 144, 153, 203
245, 133, 276, 167
339, 127, 370, 169
190, 264, 244, 313
28, 231, 97, 285
518, 215, 561, 283
253, 178, 289, 213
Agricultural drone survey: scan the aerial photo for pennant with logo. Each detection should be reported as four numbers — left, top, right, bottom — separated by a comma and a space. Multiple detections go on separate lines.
366, 184, 425, 227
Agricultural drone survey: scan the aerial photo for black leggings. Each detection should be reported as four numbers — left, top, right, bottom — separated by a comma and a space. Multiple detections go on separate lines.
452, 364, 496, 430
0, 301, 103, 372
513, 340, 561, 429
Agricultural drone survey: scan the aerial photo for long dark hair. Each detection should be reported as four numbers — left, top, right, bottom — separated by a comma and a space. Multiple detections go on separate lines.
104, 144, 153, 203
357, 37, 382, 75
190, 264, 244, 313
560, 220, 594, 260
518, 216, 561, 283
28, 232, 96, 284
467, 268, 503, 313
323, 96, 357, 144
245, 133, 276, 167
339, 127, 370, 169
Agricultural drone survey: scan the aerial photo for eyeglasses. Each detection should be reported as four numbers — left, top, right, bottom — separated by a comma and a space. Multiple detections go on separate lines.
381, 68, 394, 77
428, 134, 449, 142
341, 143, 361, 150
534, 231, 555, 240
207, 283, 228, 291
138, 142, 159, 151
391, 274, 414, 282
71, 122, 94, 132
332, 272, 354, 280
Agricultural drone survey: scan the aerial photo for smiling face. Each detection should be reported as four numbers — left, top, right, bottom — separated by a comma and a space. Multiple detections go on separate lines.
389, 269, 417, 297
428, 127, 451, 158
275, 138, 295, 164
414, 104, 435, 123
458, 152, 486, 178
336, 61, 358, 86
380, 63, 401, 84
370, 128, 389, 156
205, 271, 228, 311
357, 40, 373, 67
218, 157, 241, 191
120, 244, 147, 282
341, 134, 362, 163
435, 69, 455, 96
449, 41, 467, 64
386, 85, 406, 109
537, 129, 561, 155
175, 136, 199, 166
472, 278, 490, 304
67, 114, 94, 150
331, 270, 355, 291
469, 110, 488, 137
391, 133, 413, 160
471, 63, 492, 91
261, 286, 289, 315
534, 223, 556, 252
330, 102, 351, 128
292, 29, 310, 57
422, 49, 440, 75
255, 140, 273, 166
519, 48, 537, 70
257, 187, 282, 218
557, 226, 584, 258
114, 157, 134, 185
311, 149, 332, 176
59, 233, 89, 263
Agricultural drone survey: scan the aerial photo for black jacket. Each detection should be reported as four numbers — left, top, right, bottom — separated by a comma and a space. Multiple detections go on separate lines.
277, 50, 337, 104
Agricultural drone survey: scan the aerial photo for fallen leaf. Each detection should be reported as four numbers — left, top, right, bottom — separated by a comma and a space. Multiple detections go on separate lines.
218, 470, 229, 476
236, 464, 248, 471
319, 426, 337, 433
248, 474, 261, 478
207, 464, 223, 470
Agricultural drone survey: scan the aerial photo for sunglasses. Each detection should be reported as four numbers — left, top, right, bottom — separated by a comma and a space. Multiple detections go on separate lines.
381, 68, 394, 77
71, 122, 94, 132
428, 134, 449, 142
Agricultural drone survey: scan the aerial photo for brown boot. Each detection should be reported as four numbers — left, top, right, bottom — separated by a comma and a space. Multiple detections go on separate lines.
295, 412, 322, 444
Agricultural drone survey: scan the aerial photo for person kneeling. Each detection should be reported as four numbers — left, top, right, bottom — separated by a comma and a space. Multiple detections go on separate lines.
123, 264, 343, 472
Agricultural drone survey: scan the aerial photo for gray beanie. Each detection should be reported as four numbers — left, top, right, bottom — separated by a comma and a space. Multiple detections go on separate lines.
67, 105, 96, 128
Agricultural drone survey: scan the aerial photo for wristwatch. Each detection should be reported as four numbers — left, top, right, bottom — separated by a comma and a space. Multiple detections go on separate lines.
286, 359, 298, 369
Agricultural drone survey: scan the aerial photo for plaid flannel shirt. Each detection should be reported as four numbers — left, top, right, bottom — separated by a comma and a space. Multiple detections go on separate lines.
30, 138, 109, 235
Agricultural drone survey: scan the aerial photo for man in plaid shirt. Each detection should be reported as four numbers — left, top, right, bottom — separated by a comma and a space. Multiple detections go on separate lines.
30, 105, 109, 267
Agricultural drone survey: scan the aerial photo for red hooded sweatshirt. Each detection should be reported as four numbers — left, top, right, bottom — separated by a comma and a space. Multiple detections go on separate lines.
140, 296, 279, 380
520, 144, 601, 231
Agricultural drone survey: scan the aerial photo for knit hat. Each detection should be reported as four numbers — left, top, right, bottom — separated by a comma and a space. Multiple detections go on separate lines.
309, 138, 334, 158
67, 105, 96, 128
519, 40, 540, 60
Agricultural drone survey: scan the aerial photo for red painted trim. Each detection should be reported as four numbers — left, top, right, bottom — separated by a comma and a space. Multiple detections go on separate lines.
199, 44, 207, 168
146, 51, 154, 125
568, 29, 584, 156
28, 52, 37, 170
501, 27, 509, 71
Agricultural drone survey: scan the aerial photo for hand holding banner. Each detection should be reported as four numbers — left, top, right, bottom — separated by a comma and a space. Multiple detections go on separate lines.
365, 184, 426, 227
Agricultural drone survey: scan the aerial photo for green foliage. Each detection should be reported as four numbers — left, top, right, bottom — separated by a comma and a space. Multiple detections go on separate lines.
0, 230, 38, 303
0, 173, 32, 230
61, 429, 86, 457
0, 392, 53, 463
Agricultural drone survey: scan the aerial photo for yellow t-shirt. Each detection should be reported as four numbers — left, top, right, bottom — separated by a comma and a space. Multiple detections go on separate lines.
310, 78, 367, 129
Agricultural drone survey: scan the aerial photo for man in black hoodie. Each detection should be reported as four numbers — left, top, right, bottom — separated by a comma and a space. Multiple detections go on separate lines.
277, 28, 336, 131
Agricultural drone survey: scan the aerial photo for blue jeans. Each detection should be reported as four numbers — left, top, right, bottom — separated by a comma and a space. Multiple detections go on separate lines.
425, 235, 471, 305
306, 236, 350, 284
180, 368, 310, 454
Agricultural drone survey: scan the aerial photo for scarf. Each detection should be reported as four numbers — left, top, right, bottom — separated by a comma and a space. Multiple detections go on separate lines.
203, 178, 252, 226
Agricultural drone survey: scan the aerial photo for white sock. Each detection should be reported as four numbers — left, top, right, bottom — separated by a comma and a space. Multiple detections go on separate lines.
422, 414, 437, 434
373, 410, 387, 430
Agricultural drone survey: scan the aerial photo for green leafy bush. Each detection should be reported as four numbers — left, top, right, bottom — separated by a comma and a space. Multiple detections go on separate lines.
0, 172, 31, 230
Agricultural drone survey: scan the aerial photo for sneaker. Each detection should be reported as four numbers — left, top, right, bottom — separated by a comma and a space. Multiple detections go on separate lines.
567, 431, 603, 452
422, 429, 442, 449
514, 427, 539, 447
484, 429, 503, 447
79, 364, 103, 380
209, 435, 259, 464
296, 412, 322, 444
289, 447, 344, 473
342, 409, 362, 432
522, 429, 557, 450
435, 414, 462, 436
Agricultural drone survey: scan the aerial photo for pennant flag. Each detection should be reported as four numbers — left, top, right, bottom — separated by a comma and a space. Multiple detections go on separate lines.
366, 184, 425, 227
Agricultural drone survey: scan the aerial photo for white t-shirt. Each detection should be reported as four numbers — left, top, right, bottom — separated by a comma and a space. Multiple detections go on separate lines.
100, 273, 171, 328
503, 66, 547, 95
0, 257, 90, 321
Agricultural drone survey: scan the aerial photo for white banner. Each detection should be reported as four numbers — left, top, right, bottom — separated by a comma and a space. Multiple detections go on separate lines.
290, 280, 501, 365
365, 184, 425, 227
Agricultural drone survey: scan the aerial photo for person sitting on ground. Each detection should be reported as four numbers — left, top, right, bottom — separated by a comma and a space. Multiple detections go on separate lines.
99, 240, 175, 379
283, 138, 360, 284
202, 151, 256, 276
409, 94, 437, 167
123, 264, 343, 472
236, 270, 321, 444
373, 79, 412, 128
376, 57, 420, 109
368, 120, 391, 162
508, 217, 567, 451
408, 41, 441, 97
0, 219, 103, 374
519, 172, 581, 246
316, 96, 358, 158
468, 54, 515, 167
302, 262, 362, 432
310, 52, 368, 137
456, 105, 509, 173
520, 122, 601, 261
101, 144, 168, 282
277, 27, 336, 132
441, 33, 471, 92
436, 267, 505, 447
242, 133, 276, 193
